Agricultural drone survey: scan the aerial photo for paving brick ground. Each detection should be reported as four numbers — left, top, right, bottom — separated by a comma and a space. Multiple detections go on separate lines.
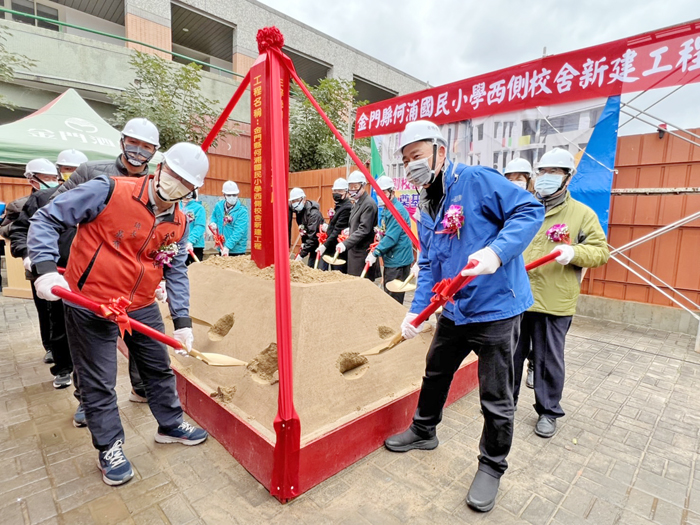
1, 294, 699, 524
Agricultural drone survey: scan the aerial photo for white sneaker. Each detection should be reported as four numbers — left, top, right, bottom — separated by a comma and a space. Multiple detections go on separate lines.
128, 390, 147, 403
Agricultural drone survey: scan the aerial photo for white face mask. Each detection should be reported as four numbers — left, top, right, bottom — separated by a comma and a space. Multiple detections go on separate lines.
225, 195, 238, 205
534, 174, 564, 197
156, 170, 191, 201
292, 200, 304, 212
513, 180, 528, 190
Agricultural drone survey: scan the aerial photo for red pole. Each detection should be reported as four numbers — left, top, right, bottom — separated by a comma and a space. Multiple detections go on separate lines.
267, 47, 300, 502
525, 249, 561, 271
201, 71, 252, 151
274, 50, 420, 250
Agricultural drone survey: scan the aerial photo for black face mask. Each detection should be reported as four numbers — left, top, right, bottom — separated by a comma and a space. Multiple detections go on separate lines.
121, 138, 155, 167
332, 193, 344, 204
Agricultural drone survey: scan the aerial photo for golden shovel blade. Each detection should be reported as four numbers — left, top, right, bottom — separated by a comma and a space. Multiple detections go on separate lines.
322, 254, 346, 265
385, 279, 417, 293
188, 349, 247, 367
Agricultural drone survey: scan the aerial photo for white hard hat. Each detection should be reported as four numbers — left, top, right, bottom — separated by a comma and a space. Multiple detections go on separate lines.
347, 170, 366, 185
162, 142, 208, 188
56, 149, 88, 168
289, 187, 305, 201
396, 120, 447, 156
376, 175, 394, 191
504, 158, 533, 178
122, 118, 160, 148
222, 180, 239, 194
25, 158, 58, 178
332, 178, 349, 191
537, 148, 576, 174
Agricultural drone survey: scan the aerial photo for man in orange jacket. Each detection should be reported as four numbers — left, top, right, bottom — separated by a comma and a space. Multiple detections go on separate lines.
28, 143, 209, 486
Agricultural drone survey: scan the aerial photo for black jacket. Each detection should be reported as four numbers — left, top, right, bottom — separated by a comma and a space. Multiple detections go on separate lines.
52, 155, 147, 198
344, 192, 378, 253
0, 194, 30, 239
10, 186, 75, 269
290, 200, 325, 258
324, 198, 352, 252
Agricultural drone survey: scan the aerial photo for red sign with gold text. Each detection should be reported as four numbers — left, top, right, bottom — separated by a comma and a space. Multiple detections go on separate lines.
355, 20, 700, 138
250, 56, 276, 268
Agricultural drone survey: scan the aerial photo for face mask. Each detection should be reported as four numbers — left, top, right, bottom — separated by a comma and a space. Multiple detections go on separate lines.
156, 170, 191, 201
292, 200, 304, 212
534, 174, 564, 197
349, 187, 363, 199
406, 157, 435, 187
122, 140, 154, 167
60, 171, 73, 181
225, 196, 238, 206
512, 180, 528, 190
33, 176, 59, 189
332, 193, 344, 204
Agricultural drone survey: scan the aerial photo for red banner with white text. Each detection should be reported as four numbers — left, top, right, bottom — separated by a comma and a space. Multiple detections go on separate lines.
355, 20, 700, 138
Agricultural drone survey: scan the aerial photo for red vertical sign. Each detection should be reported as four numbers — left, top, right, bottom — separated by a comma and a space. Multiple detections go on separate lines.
250, 56, 275, 268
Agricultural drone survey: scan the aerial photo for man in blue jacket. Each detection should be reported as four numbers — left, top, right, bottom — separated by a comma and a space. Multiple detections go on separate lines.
182, 191, 206, 264
366, 176, 414, 303
210, 181, 249, 256
384, 121, 544, 512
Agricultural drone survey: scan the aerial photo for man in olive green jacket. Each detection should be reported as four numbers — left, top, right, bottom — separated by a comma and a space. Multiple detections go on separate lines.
514, 148, 609, 439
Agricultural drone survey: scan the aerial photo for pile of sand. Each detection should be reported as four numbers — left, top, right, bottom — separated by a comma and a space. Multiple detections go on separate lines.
203, 256, 353, 284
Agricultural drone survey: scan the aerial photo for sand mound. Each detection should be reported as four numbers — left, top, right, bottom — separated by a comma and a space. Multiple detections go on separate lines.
203, 255, 353, 283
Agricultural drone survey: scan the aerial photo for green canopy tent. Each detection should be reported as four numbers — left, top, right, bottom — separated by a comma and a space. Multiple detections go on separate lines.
0, 89, 123, 176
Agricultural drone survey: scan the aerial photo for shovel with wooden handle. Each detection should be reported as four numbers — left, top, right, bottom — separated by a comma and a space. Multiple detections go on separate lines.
322, 250, 346, 266
187, 247, 200, 263
51, 287, 247, 367
362, 250, 563, 357
314, 251, 321, 269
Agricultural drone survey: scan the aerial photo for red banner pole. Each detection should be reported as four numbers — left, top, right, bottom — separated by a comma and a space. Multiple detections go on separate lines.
201, 72, 251, 151
274, 50, 419, 250
259, 29, 300, 502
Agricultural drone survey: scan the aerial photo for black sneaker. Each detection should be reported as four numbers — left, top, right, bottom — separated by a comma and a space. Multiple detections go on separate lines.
466, 470, 500, 512
384, 428, 438, 452
43, 350, 54, 364
53, 373, 72, 389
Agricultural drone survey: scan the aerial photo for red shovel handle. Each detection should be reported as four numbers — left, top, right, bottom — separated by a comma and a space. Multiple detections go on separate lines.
411, 260, 479, 327
51, 286, 185, 351
410, 249, 561, 328
525, 249, 561, 271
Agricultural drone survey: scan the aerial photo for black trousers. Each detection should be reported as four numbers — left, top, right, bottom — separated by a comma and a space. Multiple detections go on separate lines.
46, 298, 72, 376
382, 265, 411, 304
186, 247, 204, 265
411, 314, 521, 478
513, 311, 572, 419
65, 302, 184, 451
30, 281, 52, 353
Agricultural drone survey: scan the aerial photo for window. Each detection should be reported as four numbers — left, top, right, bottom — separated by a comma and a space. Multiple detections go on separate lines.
589, 107, 603, 127
493, 122, 501, 139
10, 0, 59, 31
493, 152, 500, 169
476, 123, 484, 141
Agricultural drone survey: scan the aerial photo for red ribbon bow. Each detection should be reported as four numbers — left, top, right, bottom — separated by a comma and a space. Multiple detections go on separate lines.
208, 224, 225, 249
316, 227, 328, 246
99, 296, 133, 337
430, 279, 455, 305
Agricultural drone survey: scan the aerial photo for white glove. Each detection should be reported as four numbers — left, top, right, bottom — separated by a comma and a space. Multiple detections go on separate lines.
321, 223, 328, 233
186, 242, 193, 253
34, 272, 70, 301
336, 242, 347, 254
155, 281, 168, 303
208, 223, 217, 232
461, 247, 502, 277
295, 254, 303, 262
401, 312, 423, 340
220, 247, 229, 257
23, 257, 32, 272
365, 252, 377, 265
316, 244, 326, 256
553, 244, 575, 265
173, 327, 194, 355
410, 262, 420, 278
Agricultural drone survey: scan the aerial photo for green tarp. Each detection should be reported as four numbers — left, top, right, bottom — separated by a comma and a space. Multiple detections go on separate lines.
0, 88, 121, 166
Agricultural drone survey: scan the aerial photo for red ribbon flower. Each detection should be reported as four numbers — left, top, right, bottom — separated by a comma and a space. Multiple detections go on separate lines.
438, 205, 465, 239
99, 296, 132, 337
545, 223, 571, 244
